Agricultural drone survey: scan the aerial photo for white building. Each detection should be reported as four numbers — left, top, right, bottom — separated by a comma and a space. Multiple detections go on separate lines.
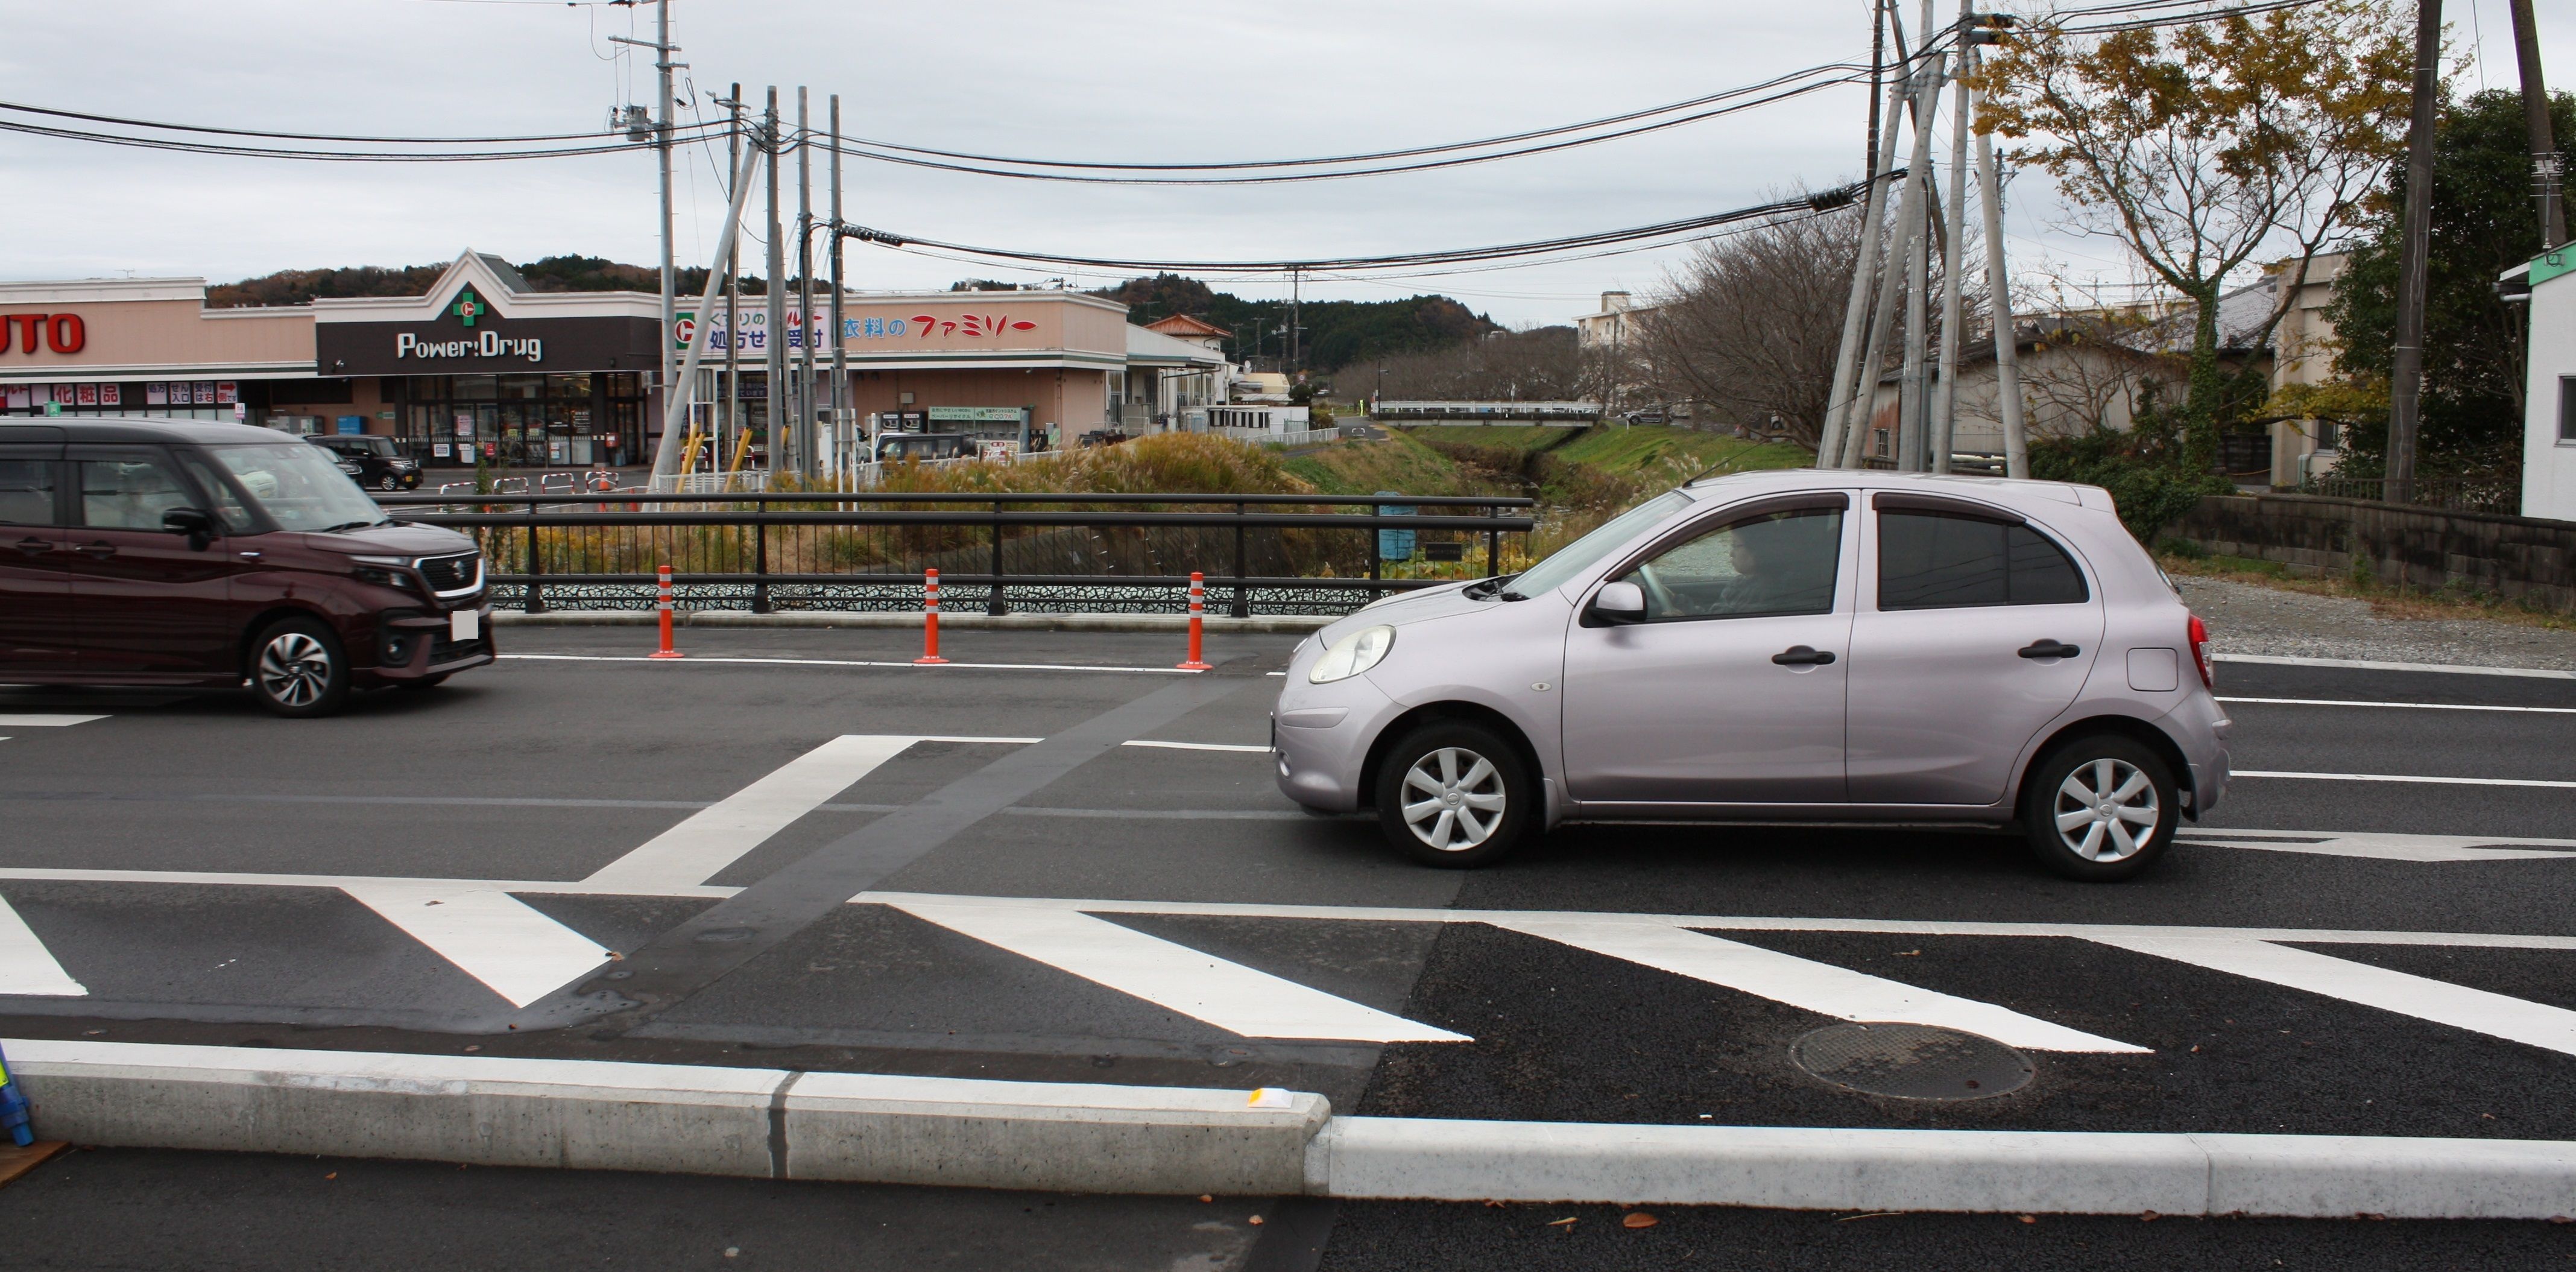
2506, 247, 2576, 519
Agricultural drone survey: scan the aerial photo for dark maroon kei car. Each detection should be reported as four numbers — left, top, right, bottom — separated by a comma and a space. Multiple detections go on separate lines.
0, 418, 492, 717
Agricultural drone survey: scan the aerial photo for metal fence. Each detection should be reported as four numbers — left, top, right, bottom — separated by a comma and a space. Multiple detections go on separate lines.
375, 491, 1537, 617
2293, 473, 2520, 515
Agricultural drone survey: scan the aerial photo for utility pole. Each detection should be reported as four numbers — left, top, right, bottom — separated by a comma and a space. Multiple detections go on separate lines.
648, 124, 766, 486
1930, 0, 1971, 475
829, 92, 847, 482
764, 86, 788, 477
1819, 30, 1912, 467
723, 84, 741, 473
2386, 0, 2443, 505
1967, 26, 2029, 479
1866, 0, 1886, 181
609, 6, 678, 466
2509, 0, 2566, 247
1896, 3, 1942, 474
1288, 268, 1302, 380
796, 86, 816, 481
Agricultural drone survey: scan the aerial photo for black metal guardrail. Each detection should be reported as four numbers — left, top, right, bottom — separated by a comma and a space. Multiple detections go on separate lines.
373, 491, 1538, 618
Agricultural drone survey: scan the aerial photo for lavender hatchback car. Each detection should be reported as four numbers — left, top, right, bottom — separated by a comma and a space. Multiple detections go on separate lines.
1271, 470, 2230, 881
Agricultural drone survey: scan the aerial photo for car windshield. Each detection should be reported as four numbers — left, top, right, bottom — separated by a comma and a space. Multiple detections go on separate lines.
1505, 489, 1691, 598
212, 443, 387, 532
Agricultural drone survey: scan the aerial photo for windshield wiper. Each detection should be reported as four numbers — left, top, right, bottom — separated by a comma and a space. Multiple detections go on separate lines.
314, 520, 387, 533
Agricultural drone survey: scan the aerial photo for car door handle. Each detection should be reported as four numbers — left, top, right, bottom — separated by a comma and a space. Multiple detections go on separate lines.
72, 542, 116, 559
11, 537, 52, 555
1772, 645, 1837, 666
2018, 639, 2082, 659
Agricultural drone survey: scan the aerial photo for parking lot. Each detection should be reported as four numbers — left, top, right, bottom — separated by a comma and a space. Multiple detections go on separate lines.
7, 625, 2576, 1268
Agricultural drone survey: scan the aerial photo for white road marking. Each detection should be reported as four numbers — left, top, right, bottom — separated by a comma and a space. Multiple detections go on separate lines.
502, 653, 1200, 675
0, 890, 85, 996
2090, 932, 2576, 1058
339, 882, 612, 1008
2219, 697, 2576, 715
1485, 916, 2144, 1053
2180, 828, 2576, 861
891, 900, 1470, 1044
0, 714, 106, 727
1122, 740, 1271, 753
2235, 770, 2576, 790
2214, 653, 2576, 680
584, 735, 926, 891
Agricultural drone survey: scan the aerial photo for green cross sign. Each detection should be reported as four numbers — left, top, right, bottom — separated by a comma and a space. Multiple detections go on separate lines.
452, 290, 485, 327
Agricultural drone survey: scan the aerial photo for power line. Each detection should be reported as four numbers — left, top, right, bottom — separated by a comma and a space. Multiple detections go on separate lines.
0, 98, 720, 147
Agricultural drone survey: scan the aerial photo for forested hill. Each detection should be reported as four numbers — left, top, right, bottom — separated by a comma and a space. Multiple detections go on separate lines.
206, 255, 730, 308
1088, 273, 1496, 371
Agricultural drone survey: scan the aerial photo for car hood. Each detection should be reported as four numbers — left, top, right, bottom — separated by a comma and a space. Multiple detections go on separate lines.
1319, 578, 1490, 639
290, 521, 480, 558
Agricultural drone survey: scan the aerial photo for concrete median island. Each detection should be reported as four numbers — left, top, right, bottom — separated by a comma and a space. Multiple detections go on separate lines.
9, 1039, 2573, 1220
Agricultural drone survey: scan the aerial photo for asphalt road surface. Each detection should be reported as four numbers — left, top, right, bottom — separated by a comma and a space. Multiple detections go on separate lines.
4, 626, 2574, 1270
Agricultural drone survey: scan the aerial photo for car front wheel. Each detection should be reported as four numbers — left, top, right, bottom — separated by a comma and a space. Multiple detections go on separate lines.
2021, 735, 2177, 881
250, 618, 350, 718
1373, 722, 1535, 868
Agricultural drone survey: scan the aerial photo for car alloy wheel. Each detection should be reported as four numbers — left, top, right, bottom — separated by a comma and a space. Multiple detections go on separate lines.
1398, 745, 1507, 852
259, 631, 335, 709
2050, 756, 2160, 862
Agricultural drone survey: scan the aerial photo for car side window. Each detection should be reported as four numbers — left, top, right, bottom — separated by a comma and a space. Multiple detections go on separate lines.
77, 452, 197, 532
0, 452, 60, 526
174, 452, 258, 534
1613, 505, 1844, 621
1877, 509, 2089, 610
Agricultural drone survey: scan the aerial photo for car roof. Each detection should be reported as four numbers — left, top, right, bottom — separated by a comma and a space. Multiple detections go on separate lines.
1683, 466, 2100, 513
0, 416, 300, 446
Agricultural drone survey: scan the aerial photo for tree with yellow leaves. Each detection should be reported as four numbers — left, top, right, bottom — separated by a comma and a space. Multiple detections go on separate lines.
1977, 0, 2415, 473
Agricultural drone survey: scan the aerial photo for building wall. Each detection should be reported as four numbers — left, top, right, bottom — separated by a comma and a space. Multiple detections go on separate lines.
2268, 253, 2347, 487
2525, 271, 2576, 520
0, 286, 312, 382
841, 366, 1108, 432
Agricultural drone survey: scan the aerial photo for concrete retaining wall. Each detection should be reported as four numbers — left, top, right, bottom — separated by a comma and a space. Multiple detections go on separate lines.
2171, 493, 2576, 611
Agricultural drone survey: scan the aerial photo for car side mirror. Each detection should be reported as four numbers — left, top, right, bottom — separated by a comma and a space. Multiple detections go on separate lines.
162, 507, 216, 549
1591, 580, 1647, 625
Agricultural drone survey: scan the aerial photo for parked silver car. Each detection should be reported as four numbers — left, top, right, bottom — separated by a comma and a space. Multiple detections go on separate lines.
1272, 470, 2230, 880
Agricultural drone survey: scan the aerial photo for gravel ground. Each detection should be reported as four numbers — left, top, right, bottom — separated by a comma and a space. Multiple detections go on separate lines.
2177, 575, 2576, 671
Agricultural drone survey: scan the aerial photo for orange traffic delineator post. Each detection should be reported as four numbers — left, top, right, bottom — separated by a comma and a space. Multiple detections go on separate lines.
1176, 571, 1213, 670
649, 564, 684, 659
915, 568, 950, 665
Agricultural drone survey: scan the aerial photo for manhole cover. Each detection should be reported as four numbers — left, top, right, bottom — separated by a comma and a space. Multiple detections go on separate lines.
1789, 1022, 2034, 1100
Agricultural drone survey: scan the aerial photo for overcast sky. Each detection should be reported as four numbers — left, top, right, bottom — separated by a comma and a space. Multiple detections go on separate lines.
3, 0, 2571, 327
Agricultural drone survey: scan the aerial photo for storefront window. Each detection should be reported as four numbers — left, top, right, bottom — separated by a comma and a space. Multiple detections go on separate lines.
397, 372, 647, 469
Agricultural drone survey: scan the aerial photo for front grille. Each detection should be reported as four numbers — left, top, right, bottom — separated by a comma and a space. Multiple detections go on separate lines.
418, 552, 483, 595
428, 636, 490, 665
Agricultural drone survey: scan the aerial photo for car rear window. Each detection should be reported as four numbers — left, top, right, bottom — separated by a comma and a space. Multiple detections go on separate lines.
1878, 509, 2088, 609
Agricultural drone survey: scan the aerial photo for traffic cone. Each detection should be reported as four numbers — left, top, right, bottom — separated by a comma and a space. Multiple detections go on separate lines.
1176, 571, 1213, 671
0, 1039, 34, 1147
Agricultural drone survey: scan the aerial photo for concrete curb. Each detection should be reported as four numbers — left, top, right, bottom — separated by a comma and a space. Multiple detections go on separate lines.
493, 610, 1334, 634
1309, 1117, 2576, 1219
4, 1040, 1327, 1193
13, 1039, 2574, 1217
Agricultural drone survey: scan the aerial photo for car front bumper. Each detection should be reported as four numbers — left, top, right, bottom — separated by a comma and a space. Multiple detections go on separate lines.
1271, 668, 1401, 814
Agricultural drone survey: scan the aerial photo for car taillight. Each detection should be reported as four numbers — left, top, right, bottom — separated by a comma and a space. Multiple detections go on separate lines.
2187, 613, 2214, 689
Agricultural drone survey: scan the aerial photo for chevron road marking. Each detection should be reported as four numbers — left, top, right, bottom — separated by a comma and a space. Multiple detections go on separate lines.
339, 882, 613, 1009
891, 899, 1470, 1044
0, 715, 107, 727
2179, 827, 2576, 862
581, 735, 1034, 893
1483, 914, 2145, 1053
2088, 931, 2576, 1059
0, 890, 84, 996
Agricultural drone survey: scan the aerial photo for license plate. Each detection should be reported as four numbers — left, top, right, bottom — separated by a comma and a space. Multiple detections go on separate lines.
450, 610, 478, 641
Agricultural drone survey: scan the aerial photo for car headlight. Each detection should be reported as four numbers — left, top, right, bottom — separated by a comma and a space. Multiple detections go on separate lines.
1308, 625, 1394, 684
350, 554, 414, 590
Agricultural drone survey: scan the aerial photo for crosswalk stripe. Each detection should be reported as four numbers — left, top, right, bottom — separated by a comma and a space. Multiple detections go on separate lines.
2086, 932, 2576, 1058
1486, 916, 2147, 1054
2180, 829, 2576, 861
583, 735, 924, 891
891, 900, 1471, 1045
0, 890, 86, 997
340, 883, 612, 1008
